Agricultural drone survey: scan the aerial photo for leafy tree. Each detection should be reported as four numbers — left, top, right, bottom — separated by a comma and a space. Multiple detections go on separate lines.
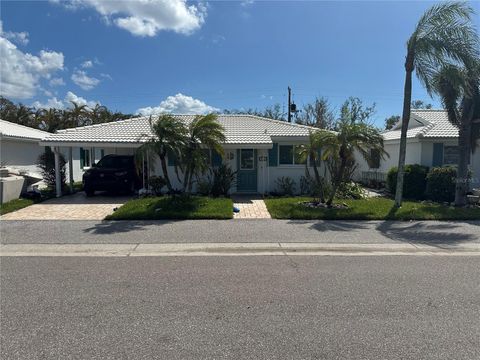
297, 97, 335, 129
394, 2, 479, 207
430, 61, 480, 206
384, 115, 400, 130
411, 100, 433, 109
338, 97, 376, 125
180, 114, 226, 193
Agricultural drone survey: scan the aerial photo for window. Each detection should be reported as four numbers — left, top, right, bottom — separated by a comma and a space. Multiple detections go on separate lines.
240, 149, 254, 170
443, 146, 459, 165
279, 145, 306, 165
367, 149, 381, 169
80, 147, 91, 169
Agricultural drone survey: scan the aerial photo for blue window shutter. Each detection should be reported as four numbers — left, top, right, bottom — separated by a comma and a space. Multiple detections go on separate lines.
212, 150, 222, 167
80, 147, 85, 168
432, 143, 444, 167
100, 149, 105, 158
167, 150, 176, 166
268, 143, 278, 167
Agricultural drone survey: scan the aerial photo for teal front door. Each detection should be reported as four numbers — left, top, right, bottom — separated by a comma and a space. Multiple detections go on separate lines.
236, 149, 257, 192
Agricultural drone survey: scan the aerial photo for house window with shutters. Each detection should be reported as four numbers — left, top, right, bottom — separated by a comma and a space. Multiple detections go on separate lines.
443, 146, 459, 165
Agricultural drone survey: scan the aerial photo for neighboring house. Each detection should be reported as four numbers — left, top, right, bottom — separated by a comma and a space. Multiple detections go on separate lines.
0, 119, 50, 178
355, 109, 480, 188
40, 114, 326, 196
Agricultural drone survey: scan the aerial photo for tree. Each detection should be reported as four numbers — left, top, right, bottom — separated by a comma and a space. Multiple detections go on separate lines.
180, 114, 226, 193
394, 2, 479, 207
411, 100, 433, 109
297, 97, 335, 129
37, 147, 66, 190
339, 97, 376, 125
320, 121, 387, 206
297, 131, 327, 202
136, 115, 188, 192
431, 61, 480, 206
385, 115, 400, 130
69, 102, 88, 127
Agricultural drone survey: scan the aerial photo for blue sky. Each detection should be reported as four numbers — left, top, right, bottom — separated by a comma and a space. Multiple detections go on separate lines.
1, 0, 479, 127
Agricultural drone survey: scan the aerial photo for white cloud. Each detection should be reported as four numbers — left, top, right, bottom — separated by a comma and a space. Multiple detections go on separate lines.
64, 91, 100, 108
54, 0, 206, 37
31, 91, 101, 110
71, 70, 100, 90
49, 77, 65, 87
0, 20, 29, 45
0, 29, 64, 99
81, 60, 93, 68
137, 93, 219, 115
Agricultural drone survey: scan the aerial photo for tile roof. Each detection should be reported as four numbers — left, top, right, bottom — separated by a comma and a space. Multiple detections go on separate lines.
382, 110, 459, 141
0, 119, 50, 141
41, 114, 315, 145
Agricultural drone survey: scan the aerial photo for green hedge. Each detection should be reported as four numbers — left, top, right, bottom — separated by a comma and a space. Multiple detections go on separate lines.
426, 167, 457, 203
387, 164, 429, 200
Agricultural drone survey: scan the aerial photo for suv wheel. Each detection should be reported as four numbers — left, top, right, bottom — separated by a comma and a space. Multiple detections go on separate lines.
85, 186, 95, 197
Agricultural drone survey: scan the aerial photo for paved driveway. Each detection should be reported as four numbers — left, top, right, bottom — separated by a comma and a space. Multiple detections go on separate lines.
1, 192, 131, 220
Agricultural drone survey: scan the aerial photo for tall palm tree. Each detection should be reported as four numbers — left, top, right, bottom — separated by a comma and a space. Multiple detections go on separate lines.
320, 122, 386, 206
69, 102, 89, 127
431, 62, 480, 206
136, 114, 188, 193
394, 2, 479, 207
181, 114, 226, 193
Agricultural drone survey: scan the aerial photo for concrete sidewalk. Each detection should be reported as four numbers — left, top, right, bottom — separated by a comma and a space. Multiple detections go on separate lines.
1, 219, 479, 246
2, 242, 479, 257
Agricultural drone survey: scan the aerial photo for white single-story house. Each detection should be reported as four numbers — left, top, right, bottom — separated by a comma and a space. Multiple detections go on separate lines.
0, 119, 51, 178
354, 109, 480, 188
40, 114, 328, 196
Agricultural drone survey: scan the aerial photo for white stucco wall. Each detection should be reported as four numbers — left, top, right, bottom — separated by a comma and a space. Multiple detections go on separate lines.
0, 138, 47, 176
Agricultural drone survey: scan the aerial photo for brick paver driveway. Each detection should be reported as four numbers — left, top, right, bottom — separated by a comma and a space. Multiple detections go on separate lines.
1, 192, 131, 220
232, 195, 271, 219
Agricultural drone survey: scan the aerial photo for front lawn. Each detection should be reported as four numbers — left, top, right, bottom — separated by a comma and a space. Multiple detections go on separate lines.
0, 198, 34, 216
105, 196, 233, 220
264, 197, 480, 221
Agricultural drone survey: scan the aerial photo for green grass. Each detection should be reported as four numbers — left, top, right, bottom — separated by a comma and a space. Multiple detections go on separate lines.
0, 198, 34, 215
105, 196, 233, 220
264, 197, 480, 221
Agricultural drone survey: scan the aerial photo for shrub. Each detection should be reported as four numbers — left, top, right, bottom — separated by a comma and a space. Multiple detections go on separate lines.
196, 178, 212, 196
426, 167, 457, 203
300, 175, 314, 195
211, 165, 236, 197
336, 181, 366, 200
275, 176, 296, 196
387, 164, 428, 200
148, 176, 166, 195
37, 148, 66, 190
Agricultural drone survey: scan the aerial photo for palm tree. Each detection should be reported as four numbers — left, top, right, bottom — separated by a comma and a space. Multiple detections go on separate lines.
320, 122, 386, 206
69, 102, 89, 127
181, 114, 226, 193
431, 62, 480, 206
297, 131, 326, 201
394, 2, 479, 207
136, 115, 188, 193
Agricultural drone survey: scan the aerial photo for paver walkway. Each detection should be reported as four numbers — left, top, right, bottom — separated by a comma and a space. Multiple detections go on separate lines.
232, 195, 271, 219
1, 192, 130, 220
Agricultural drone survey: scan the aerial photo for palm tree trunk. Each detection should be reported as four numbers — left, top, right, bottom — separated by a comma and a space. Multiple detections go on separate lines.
327, 158, 346, 206
394, 56, 414, 208
311, 151, 325, 202
455, 121, 469, 206
159, 154, 173, 192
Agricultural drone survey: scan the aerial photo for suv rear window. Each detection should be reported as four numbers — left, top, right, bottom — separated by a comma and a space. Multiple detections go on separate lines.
97, 156, 133, 168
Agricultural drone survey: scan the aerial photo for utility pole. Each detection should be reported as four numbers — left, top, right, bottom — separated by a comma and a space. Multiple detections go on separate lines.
287, 86, 292, 123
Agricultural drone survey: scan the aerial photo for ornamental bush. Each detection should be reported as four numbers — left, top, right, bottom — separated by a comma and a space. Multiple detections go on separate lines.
425, 167, 457, 203
387, 164, 429, 200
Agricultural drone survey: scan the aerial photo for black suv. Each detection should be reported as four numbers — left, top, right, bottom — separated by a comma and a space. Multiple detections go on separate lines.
82, 155, 140, 196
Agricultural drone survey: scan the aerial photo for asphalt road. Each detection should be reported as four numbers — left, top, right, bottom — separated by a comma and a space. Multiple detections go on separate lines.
1, 256, 479, 359
1, 219, 479, 245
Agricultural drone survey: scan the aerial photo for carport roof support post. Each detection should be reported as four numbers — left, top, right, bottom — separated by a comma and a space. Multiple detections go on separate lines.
52, 146, 62, 198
